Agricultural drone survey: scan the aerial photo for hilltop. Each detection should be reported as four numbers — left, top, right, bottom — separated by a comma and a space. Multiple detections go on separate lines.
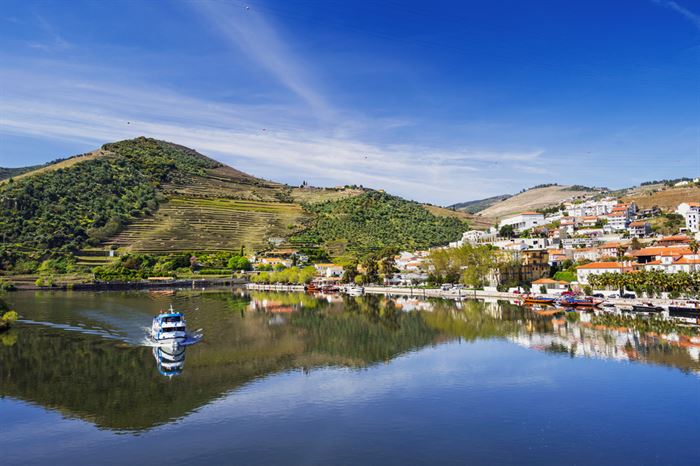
448, 194, 511, 214
473, 185, 603, 220
0, 137, 473, 273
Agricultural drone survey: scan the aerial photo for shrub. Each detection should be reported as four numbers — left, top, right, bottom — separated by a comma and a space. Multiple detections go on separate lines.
1, 310, 18, 323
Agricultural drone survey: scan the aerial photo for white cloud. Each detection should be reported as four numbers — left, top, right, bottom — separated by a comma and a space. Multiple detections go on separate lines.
188, 0, 332, 118
0, 62, 542, 204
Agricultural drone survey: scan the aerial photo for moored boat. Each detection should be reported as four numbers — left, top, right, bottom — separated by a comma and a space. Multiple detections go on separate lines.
631, 304, 664, 313
669, 306, 700, 319
558, 296, 602, 308
523, 295, 558, 305
343, 284, 364, 296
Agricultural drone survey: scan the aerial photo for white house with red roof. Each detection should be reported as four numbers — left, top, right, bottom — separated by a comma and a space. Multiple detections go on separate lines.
627, 220, 651, 238
576, 261, 635, 284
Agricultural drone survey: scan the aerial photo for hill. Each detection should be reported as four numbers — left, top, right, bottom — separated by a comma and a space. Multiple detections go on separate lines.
448, 194, 511, 214
0, 137, 475, 273
293, 191, 468, 256
475, 185, 602, 221
620, 184, 700, 211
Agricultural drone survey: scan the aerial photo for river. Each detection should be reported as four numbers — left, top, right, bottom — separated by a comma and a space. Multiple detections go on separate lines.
1, 289, 699, 465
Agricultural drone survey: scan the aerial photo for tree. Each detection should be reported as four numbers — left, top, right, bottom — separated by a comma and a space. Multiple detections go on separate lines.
630, 237, 641, 251
499, 224, 515, 238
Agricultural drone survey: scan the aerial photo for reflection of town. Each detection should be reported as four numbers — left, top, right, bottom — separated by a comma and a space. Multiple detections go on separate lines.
246, 292, 700, 375
3, 290, 699, 433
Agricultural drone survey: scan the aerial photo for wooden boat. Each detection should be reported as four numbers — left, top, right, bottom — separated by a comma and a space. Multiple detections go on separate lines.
523, 296, 558, 305
305, 283, 320, 293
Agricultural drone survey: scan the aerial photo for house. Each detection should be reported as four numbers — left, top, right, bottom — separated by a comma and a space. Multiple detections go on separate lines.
630, 246, 693, 264
641, 255, 700, 273
656, 235, 691, 247
520, 250, 550, 282
576, 261, 635, 284
498, 212, 545, 234
259, 257, 292, 268
450, 230, 498, 247
573, 247, 601, 262
546, 249, 571, 266
313, 263, 344, 277
560, 217, 577, 234
580, 216, 599, 228
676, 202, 700, 233
531, 278, 570, 293
627, 220, 651, 238
598, 242, 628, 258
605, 212, 629, 231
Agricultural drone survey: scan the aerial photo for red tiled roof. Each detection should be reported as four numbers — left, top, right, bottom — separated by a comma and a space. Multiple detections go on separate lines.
576, 261, 631, 270
631, 247, 692, 257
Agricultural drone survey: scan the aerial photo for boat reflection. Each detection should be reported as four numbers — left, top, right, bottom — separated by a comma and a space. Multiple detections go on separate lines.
153, 345, 186, 377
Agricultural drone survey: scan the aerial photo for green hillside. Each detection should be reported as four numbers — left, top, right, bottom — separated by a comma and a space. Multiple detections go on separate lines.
293, 191, 468, 256
0, 137, 473, 275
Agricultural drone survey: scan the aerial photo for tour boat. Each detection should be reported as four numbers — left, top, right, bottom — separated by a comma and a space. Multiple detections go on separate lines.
150, 305, 187, 347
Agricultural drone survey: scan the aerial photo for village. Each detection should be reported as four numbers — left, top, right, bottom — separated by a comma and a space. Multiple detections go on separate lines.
249, 196, 700, 305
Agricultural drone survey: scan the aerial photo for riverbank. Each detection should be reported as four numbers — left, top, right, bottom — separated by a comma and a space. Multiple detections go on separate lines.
246, 283, 694, 311
9, 276, 247, 291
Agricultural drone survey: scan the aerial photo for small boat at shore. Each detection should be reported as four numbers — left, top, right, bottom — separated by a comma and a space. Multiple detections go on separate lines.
523, 296, 558, 305
558, 296, 602, 308
342, 284, 364, 296
669, 306, 700, 319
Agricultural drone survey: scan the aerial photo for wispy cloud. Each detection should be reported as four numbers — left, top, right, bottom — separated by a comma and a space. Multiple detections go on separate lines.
0, 62, 541, 204
188, 0, 332, 118
652, 0, 700, 29
26, 14, 71, 52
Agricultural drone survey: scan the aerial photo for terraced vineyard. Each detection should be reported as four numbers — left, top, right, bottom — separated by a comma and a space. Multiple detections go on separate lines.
107, 197, 306, 253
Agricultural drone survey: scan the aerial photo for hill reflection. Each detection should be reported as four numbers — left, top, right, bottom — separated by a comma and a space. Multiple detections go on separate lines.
0, 290, 698, 432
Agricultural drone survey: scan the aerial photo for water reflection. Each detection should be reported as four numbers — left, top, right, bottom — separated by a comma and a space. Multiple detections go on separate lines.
153, 346, 186, 377
0, 289, 699, 433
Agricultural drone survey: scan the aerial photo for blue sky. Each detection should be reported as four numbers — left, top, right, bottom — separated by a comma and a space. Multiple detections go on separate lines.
1, 0, 699, 204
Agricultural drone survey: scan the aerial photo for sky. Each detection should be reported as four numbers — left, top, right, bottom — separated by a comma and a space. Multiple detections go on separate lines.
0, 0, 699, 205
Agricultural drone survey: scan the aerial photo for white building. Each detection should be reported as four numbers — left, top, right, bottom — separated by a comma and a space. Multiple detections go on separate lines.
605, 212, 629, 231
576, 261, 635, 284
449, 230, 498, 248
498, 212, 545, 233
676, 202, 700, 233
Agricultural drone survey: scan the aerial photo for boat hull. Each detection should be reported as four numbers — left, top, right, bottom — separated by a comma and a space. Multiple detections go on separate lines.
669, 306, 700, 319
631, 305, 664, 313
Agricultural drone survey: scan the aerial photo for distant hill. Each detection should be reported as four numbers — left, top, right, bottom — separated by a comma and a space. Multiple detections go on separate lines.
0, 165, 42, 181
449, 194, 512, 214
0, 137, 475, 270
621, 184, 700, 211
475, 185, 604, 221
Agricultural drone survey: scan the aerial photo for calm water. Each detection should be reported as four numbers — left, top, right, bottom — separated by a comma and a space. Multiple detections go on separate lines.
1, 289, 699, 465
